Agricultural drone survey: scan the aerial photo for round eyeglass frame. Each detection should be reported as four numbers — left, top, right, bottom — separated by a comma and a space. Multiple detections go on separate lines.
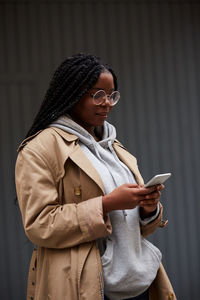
89, 89, 120, 106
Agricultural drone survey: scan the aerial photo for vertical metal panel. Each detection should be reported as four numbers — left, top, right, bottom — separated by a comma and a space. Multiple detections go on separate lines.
0, 1, 200, 300
0, 81, 37, 299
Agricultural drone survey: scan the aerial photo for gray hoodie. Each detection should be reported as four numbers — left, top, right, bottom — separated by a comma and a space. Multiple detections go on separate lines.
50, 116, 162, 300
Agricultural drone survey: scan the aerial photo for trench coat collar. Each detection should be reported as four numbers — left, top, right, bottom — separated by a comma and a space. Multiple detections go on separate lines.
52, 127, 143, 189
51, 127, 106, 194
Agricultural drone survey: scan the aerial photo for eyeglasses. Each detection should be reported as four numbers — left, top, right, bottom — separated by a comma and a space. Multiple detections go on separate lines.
89, 90, 120, 106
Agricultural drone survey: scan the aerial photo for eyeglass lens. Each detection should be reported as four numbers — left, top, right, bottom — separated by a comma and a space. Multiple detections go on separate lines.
93, 90, 120, 105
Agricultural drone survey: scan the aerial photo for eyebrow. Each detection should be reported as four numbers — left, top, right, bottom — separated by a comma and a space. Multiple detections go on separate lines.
91, 87, 115, 91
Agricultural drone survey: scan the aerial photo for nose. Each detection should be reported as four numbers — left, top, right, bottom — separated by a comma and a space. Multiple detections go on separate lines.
101, 95, 112, 106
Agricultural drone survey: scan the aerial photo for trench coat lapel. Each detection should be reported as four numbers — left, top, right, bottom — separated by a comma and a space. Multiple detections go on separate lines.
69, 145, 105, 194
51, 127, 105, 194
51, 127, 143, 191
69, 141, 144, 191
113, 141, 144, 185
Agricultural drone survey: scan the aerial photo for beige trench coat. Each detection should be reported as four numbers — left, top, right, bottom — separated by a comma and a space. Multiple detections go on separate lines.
15, 127, 176, 300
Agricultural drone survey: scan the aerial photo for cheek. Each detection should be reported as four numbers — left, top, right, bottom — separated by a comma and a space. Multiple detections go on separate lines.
79, 106, 95, 121
78, 98, 95, 114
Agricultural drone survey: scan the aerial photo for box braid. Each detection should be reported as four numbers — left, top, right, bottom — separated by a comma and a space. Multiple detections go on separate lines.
26, 53, 118, 138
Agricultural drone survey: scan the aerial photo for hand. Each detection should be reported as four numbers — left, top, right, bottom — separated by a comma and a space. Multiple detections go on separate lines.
102, 183, 163, 214
139, 184, 165, 218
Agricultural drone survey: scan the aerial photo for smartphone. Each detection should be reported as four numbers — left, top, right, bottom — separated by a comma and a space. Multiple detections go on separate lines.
144, 173, 171, 188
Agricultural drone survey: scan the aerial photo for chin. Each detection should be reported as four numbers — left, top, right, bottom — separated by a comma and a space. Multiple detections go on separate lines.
96, 120, 105, 127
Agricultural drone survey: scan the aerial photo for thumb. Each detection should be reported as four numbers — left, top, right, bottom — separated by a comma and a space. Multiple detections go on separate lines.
126, 183, 139, 188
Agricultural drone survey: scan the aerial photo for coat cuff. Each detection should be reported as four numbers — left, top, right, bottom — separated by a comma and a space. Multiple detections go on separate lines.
77, 196, 112, 241
140, 203, 168, 237
139, 204, 160, 226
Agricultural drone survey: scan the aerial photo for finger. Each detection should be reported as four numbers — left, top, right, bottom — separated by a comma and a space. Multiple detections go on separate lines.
144, 191, 161, 199
135, 185, 157, 195
142, 184, 165, 193
139, 201, 158, 208
156, 184, 165, 191
140, 199, 159, 206
132, 194, 148, 202
126, 183, 140, 188
130, 189, 158, 201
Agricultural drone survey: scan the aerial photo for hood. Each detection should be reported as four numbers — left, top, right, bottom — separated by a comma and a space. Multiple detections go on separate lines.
50, 115, 117, 150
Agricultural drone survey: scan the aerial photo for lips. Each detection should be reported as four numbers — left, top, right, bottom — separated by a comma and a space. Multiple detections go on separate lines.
97, 113, 107, 116
96, 111, 109, 116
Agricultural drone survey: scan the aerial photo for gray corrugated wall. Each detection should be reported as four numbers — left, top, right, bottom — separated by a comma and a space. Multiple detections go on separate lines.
0, 1, 200, 299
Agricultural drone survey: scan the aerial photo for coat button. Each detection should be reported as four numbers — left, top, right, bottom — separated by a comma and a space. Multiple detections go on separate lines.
32, 282, 35, 286
168, 293, 174, 299
74, 186, 81, 196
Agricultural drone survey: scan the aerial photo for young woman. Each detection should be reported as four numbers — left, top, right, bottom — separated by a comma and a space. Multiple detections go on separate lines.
15, 53, 176, 300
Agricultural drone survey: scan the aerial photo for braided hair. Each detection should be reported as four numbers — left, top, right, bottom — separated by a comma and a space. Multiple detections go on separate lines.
26, 53, 118, 138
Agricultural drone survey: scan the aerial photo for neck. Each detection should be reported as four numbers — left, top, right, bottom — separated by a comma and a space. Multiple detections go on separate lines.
89, 128, 100, 141
68, 114, 101, 141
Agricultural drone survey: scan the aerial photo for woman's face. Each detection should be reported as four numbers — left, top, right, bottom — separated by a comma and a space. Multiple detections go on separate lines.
70, 71, 115, 135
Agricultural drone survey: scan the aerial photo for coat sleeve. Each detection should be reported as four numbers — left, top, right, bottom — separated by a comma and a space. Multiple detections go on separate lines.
140, 204, 168, 237
15, 147, 112, 249
113, 141, 167, 237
